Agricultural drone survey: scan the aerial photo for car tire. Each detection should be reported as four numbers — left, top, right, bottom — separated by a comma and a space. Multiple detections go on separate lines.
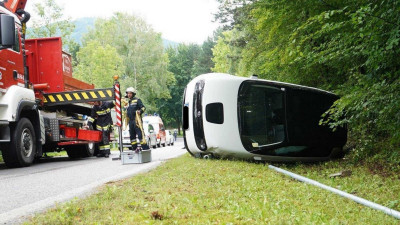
2, 118, 36, 168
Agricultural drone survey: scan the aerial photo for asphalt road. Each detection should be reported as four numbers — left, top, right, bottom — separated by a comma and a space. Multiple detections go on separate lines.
0, 139, 186, 224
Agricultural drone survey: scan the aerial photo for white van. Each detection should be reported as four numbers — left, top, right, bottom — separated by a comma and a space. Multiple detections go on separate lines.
122, 117, 157, 149
143, 115, 166, 147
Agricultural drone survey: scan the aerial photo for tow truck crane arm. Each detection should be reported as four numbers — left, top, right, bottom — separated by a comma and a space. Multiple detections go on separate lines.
1, 0, 30, 23
1, 0, 27, 13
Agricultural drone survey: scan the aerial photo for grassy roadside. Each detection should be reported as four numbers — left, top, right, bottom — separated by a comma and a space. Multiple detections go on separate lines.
26, 154, 399, 224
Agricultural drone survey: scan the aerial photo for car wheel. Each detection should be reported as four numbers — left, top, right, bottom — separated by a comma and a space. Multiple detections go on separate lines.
2, 118, 36, 168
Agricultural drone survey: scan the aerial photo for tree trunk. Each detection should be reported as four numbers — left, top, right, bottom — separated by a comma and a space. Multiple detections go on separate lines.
176, 117, 181, 135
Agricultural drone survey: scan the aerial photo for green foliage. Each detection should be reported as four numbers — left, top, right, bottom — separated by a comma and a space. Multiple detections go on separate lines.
27, 155, 400, 224
27, 0, 77, 52
213, 0, 400, 163
74, 40, 124, 88
79, 13, 174, 111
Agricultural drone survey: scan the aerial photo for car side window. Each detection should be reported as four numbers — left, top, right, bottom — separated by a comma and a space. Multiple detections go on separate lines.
206, 103, 224, 124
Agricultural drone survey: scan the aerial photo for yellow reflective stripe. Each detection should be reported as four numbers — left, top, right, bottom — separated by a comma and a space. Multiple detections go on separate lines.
97, 108, 111, 115
106, 90, 112, 97
90, 91, 97, 98
73, 93, 81, 100
48, 95, 56, 102
43, 98, 48, 103
88, 117, 95, 122
97, 125, 110, 130
65, 94, 73, 101
82, 92, 89, 99
98, 91, 106, 98
56, 94, 64, 101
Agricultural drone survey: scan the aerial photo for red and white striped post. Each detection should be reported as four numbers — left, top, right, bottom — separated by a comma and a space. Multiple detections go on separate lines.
113, 75, 123, 158
114, 82, 122, 127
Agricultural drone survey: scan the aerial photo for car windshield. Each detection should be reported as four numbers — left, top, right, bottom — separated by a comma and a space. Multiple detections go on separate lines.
238, 82, 285, 149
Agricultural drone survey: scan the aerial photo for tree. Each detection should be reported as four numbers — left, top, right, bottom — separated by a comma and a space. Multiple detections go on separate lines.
73, 40, 124, 89
27, 0, 77, 52
81, 13, 174, 111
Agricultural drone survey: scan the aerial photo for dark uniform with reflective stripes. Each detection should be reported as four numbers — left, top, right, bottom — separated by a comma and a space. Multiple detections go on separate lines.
126, 97, 149, 150
88, 101, 115, 157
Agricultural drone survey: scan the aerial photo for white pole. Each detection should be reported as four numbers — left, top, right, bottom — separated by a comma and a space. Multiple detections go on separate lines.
268, 165, 400, 219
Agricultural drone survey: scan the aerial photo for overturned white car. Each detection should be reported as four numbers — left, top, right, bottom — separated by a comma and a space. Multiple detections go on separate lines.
182, 73, 347, 162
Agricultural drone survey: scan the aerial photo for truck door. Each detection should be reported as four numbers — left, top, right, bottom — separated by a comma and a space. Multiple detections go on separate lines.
0, 24, 24, 91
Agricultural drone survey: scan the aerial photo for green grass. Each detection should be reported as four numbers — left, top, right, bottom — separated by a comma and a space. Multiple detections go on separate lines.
45, 151, 68, 157
26, 154, 399, 224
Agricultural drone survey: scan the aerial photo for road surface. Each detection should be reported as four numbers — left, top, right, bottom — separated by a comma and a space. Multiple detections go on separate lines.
0, 139, 186, 224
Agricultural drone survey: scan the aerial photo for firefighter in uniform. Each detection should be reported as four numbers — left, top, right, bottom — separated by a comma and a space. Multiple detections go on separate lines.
124, 87, 149, 151
88, 101, 115, 157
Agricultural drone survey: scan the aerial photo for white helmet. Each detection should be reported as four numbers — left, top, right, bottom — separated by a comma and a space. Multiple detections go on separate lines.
126, 87, 136, 94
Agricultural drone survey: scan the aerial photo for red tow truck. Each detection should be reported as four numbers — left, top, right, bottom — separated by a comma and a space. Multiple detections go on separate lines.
0, 0, 115, 167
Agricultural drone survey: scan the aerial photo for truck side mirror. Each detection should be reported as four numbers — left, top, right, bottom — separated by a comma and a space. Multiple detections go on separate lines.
0, 14, 15, 49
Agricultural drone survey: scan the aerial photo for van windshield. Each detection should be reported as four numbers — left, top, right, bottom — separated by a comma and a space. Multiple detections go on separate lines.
238, 82, 285, 150
144, 121, 159, 133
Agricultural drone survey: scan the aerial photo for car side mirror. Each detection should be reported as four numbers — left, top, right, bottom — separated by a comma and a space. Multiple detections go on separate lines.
0, 14, 15, 49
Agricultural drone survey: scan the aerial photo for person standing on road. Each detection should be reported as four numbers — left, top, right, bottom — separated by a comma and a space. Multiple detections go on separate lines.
124, 87, 149, 151
88, 101, 114, 158
173, 129, 178, 141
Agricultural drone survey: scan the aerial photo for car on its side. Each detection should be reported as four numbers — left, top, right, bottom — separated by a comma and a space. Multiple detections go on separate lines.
182, 73, 347, 162
165, 130, 175, 146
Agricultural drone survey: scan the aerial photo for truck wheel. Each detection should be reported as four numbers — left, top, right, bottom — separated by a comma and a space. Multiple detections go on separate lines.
80, 142, 95, 157
66, 148, 81, 159
2, 118, 36, 167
